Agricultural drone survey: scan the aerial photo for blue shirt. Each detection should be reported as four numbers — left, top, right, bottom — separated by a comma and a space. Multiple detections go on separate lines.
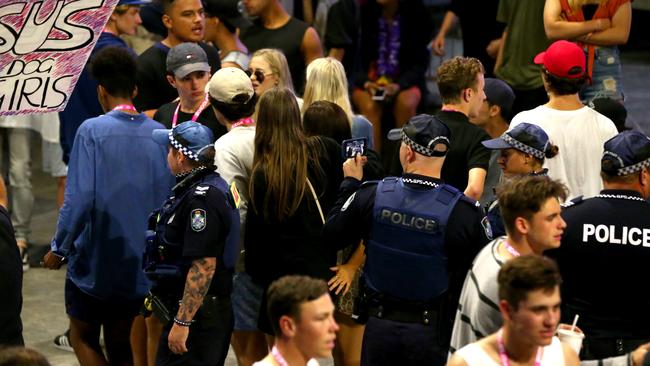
52, 110, 174, 300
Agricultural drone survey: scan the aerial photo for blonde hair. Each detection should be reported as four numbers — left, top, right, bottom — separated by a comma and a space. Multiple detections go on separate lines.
251, 49, 295, 92
302, 57, 353, 123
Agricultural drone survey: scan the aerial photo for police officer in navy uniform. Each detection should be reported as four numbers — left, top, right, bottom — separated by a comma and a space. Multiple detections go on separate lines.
146, 121, 240, 365
323, 114, 491, 366
548, 130, 650, 360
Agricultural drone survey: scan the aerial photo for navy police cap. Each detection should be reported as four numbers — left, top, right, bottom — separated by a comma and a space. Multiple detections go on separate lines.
602, 130, 650, 176
152, 121, 214, 164
387, 114, 451, 157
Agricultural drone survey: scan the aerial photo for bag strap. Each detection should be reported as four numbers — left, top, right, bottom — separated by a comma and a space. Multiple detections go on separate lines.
306, 178, 325, 224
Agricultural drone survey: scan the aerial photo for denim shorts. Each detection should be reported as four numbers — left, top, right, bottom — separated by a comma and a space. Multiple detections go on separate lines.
581, 46, 624, 102
231, 272, 264, 331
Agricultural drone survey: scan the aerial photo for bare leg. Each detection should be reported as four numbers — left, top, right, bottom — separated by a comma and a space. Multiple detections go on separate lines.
131, 315, 147, 366
103, 317, 135, 366
231, 330, 269, 366
69, 317, 108, 366
146, 316, 163, 366
332, 311, 365, 366
352, 89, 384, 153
392, 87, 421, 128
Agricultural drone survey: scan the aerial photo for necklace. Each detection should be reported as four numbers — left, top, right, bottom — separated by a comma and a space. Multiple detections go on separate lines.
503, 240, 521, 257
271, 346, 290, 366
497, 329, 543, 366
112, 104, 137, 112
172, 94, 210, 127
231, 117, 255, 129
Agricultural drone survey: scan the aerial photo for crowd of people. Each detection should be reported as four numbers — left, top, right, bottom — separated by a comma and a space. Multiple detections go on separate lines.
0, 0, 647, 365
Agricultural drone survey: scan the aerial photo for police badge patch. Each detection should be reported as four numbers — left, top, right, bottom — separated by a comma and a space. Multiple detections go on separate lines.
191, 209, 206, 232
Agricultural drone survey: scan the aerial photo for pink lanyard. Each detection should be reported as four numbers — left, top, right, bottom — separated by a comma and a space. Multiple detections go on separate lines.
271, 346, 290, 366
503, 240, 521, 257
231, 117, 255, 129
497, 329, 543, 366
172, 94, 210, 127
113, 104, 137, 112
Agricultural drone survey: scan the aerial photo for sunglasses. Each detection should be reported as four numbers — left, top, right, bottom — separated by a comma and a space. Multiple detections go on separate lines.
246, 68, 273, 84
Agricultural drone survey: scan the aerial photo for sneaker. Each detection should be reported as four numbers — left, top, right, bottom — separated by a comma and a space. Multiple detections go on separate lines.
53, 330, 73, 352
18, 246, 29, 272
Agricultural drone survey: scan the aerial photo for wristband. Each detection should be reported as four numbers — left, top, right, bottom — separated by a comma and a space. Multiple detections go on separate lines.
173, 317, 193, 327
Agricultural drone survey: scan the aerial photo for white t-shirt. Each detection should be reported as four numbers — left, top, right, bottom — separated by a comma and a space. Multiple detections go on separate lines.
510, 106, 617, 199
455, 337, 565, 366
252, 357, 320, 366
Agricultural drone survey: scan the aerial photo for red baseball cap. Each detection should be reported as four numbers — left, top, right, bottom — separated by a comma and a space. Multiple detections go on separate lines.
534, 40, 586, 79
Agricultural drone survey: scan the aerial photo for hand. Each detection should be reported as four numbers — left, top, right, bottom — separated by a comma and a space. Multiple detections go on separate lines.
431, 35, 445, 56
328, 263, 357, 295
631, 342, 650, 366
384, 83, 400, 97
486, 38, 502, 59
168, 323, 189, 354
363, 81, 379, 96
595, 18, 611, 31
342, 155, 367, 181
42, 250, 64, 270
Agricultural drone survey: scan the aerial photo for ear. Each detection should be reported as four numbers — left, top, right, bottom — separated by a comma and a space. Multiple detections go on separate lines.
166, 75, 177, 88
489, 104, 501, 118
462, 88, 472, 103
514, 216, 529, 235
132, 85, 138, 100
162, 14, 172, 30
499, 299, 514, 322
279, 315, 297, 338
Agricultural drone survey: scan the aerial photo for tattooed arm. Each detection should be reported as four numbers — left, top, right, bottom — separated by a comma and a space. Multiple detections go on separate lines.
167, 257, 217, 354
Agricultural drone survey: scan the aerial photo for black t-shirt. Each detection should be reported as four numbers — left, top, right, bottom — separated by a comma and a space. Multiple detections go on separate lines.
0, 205, 23, 346
325, 0, 360, 81
240, 17, 309, 95
134, 42, 221, 112
153, 101, 227, 141
436, 110, 491, 192
159, 171, 233, 298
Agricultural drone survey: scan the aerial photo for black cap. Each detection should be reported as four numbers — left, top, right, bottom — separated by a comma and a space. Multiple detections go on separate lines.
484, 78, 515, 119
387, 114, 451, 157
204, 0, 251, 29
602, 130, 650, 176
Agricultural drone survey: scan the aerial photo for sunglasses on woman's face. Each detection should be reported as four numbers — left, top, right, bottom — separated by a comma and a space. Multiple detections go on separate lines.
246, 68, 273, 84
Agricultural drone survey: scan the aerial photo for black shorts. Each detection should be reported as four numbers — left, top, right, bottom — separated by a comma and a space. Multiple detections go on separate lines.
65, 279, 142, 325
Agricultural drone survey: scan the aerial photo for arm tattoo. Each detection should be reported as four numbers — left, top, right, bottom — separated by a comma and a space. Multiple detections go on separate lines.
176, 257, 217, 322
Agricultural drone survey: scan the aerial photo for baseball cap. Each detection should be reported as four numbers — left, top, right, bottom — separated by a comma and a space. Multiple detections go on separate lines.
166, 43, 210, 79
534, 40, 586, 79
387, 114, 451, 157
484, 78, 515, 118
152, 121, 215, 163
118, 0, 150, 5
204, 0, 252, 29
482, 123, 551, 160
206, 67, 255, 104
601, 130, 650, 176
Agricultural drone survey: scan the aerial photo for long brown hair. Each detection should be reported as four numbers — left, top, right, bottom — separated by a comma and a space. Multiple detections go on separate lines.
250, 87, 323, 222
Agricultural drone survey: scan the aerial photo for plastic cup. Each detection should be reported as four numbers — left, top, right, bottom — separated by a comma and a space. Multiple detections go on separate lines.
557, 329, 585, 355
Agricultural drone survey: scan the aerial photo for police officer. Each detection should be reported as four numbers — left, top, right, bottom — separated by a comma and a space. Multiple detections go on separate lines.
549, 130, 650, 360
323, 114, 491, 366
146, 121, 240, 365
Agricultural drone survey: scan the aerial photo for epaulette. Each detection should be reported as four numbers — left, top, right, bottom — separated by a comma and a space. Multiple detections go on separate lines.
460, 195, 481, 209
561, 195, 584, 208
193, 185, 210, 197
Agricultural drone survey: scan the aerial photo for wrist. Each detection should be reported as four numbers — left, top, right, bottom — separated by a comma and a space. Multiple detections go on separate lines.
173, 317, 194, 327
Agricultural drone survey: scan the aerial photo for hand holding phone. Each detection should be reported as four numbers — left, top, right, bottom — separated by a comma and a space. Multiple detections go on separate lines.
342, 138, 367, 159
372, 87, 386, 101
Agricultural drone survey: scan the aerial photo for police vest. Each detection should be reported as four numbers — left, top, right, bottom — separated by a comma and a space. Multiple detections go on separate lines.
143, 173, 240, 282
366, 177, 462, 301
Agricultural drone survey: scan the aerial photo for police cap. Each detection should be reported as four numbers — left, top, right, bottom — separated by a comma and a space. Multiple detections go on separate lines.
387, 114, 451, 157
152, 121, 215, 164
602, 130, 650, 176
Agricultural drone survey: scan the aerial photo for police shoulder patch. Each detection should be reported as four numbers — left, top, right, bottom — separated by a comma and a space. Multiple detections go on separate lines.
190, 209, 207, 232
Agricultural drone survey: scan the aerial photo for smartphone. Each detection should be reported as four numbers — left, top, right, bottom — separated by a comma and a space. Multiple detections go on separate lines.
342, 138, 367, 159
372, 87, 386, 101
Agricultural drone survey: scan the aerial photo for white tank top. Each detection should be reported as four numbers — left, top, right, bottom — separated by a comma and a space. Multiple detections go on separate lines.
455, 337, 565, 366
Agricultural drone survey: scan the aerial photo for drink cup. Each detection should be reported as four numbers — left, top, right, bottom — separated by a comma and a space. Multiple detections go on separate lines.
557, 329, 585, 355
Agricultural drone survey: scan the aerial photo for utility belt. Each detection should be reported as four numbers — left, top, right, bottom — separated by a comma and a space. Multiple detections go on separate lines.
142, 291, 231, 329
355, 281, 442, 326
